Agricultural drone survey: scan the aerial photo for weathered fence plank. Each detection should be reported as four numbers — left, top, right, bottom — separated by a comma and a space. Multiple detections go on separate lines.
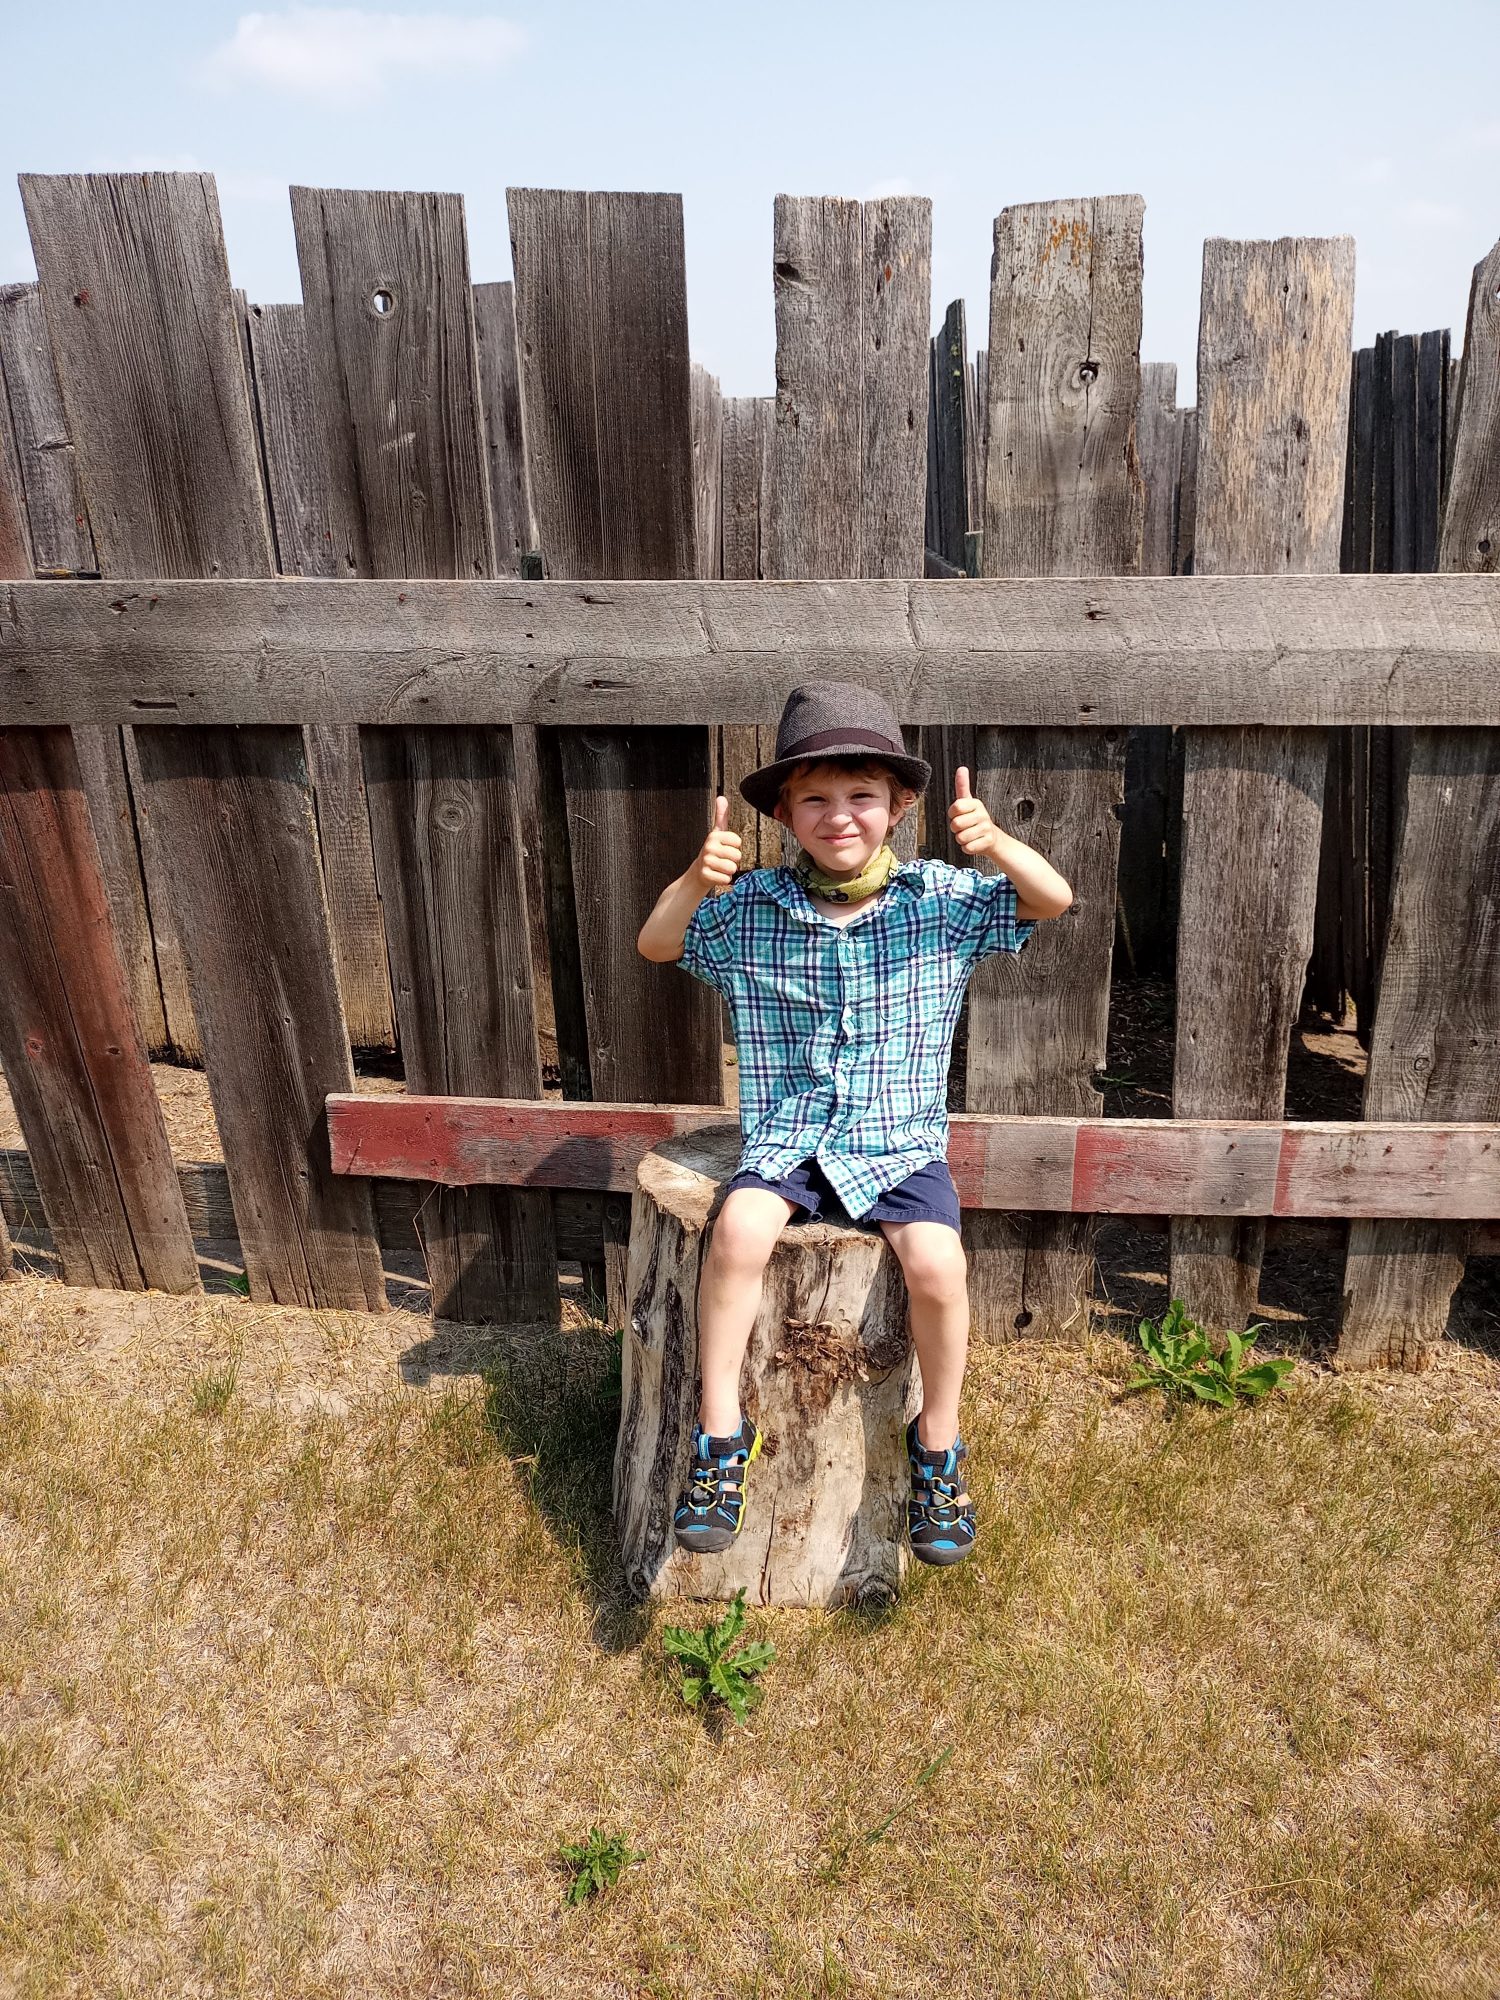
719, 393, 771, 867
241, 294, 396, 1052
691, 362, 723, 581
361, 728, 558, 1322
133, 725, 385, 1307
8, 574, 1500, 726
1337, 237, 1500, 1369
473, 278, 534, 575
292, 183, 556, 1321
971, 194, 1143, 1342
509, 186, 715, 1315
1170, 235, 1355, 1332
0, 281, 167, 1052
927, 298, 972, 572
20, 169, 384, 1309
0, 726, 198, 1290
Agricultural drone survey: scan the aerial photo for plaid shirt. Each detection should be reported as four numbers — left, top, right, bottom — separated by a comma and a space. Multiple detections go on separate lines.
677, 857, 1036, 1219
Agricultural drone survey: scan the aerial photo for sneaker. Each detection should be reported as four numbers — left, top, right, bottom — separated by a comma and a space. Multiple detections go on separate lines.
905, 1418, 977, 1566
672, 1416, 763, 1554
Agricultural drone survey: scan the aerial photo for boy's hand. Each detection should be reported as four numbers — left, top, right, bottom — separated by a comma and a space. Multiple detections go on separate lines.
948, 766, 998, 857
691, 796, 742, 891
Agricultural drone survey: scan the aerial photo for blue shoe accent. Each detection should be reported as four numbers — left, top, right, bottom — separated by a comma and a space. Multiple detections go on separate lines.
673, 1417, 762, 1555
905, 1417, 977, 1567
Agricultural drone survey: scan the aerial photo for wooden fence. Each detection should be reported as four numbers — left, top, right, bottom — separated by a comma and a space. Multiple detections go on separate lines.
0, 173, 1496, 1374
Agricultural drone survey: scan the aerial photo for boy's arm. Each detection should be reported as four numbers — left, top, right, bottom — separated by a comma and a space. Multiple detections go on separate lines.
948, 766, 1073, 921
637, 794, 742, 962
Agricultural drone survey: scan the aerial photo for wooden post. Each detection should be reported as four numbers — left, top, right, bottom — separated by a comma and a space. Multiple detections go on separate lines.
20, 169, 385, 1310
1335, 239, 1500, 1369
970, 194, 1143, 1342
1169, 236, 1354, 1333
614, 1126, 920, 1607
290, 184, 557, 1325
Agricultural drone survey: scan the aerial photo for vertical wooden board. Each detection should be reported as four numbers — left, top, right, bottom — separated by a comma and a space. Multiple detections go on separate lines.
1172, 407, 1199, 574
290, 186, 495, 580
293, 185, 556, 1316
861, 197, 931, 580
930, 299, 971, 569
0, 282, 95, 573
1390, 334, 1418, 574
983, 196, 1146, 576
1119, 360, 1181, 979
1413, 329, 1449, 576
764, 195, 863, 580
243, 293, 396, 1053
0, 727, 197, 1292
690, 363, 723, 580
1171, 235, 1354, 1332
720, 395, 768, 869
19, 174, 274, 576
1371, 329, 1396, 574
473, 279, 535, 574
507, 189, 604, 577
0, 282, 165, 1050
1339, 240, 1500, 1369
971, 195, 1142, 1342
361, 727, 557, 1323
133, 726, 384, 1309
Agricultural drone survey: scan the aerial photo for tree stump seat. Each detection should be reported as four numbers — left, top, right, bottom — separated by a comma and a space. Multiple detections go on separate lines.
612, 1122, 920, 1608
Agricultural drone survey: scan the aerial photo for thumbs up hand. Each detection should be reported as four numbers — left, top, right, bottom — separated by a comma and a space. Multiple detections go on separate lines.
692, 795, 743, 891
948, 766, 999, 858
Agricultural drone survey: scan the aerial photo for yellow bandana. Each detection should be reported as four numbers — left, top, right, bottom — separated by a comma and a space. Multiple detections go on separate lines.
790, 841, 898, 905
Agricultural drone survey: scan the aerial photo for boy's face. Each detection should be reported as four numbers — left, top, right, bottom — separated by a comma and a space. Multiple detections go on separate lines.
772, 762, 913, 879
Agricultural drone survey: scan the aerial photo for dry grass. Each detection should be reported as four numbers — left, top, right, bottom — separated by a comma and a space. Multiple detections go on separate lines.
1, 1276, 1498, 1999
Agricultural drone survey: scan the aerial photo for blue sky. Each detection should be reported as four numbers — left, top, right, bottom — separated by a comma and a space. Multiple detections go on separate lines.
4, 0, 1498, 401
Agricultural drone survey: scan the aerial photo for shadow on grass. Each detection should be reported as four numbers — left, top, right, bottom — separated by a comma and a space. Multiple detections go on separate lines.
399, 1310, 652, 1656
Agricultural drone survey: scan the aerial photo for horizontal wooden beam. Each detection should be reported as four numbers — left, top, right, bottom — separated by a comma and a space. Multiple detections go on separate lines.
326, 1094, 1500, 1222
4, 574, 1500, 725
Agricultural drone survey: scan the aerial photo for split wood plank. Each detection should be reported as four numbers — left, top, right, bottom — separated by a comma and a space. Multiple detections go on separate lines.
11, 573, 1500, 727
719, 394, 771, 867
0, 726, 197, 1290
326, 1091, 1500, 1220
0, 280, 166, 1050
473, 279, 535, 574
361, 728, 557, 1321
928, 298, 972, 571
509, 186, 714, 1317
1337, 238, 1500, 1369
691, 362, 723, 581
133, 725, 384, 1306
292, 184, 555, 1322
763, 194, 930, 866
21, 169, 383, 1307
972, 194, 1143, 1342
472, 278, 556, 1071
1170, 235, 1355, 1332
241, 294, 395, 1051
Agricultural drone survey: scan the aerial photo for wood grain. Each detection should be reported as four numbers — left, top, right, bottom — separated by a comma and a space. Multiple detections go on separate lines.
241, 294, 395, 1051
0, 726, 197, 1290
1170, 236, 1355, 1331
292, 185, 555, 1318
361, 727, 557, 1322
1337, 239, 1500, 1368
472, 279, 535, 575
971, 194, 1143, 1342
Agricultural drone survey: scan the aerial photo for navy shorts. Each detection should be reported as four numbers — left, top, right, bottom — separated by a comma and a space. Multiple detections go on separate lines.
722, 1155, 961, 1234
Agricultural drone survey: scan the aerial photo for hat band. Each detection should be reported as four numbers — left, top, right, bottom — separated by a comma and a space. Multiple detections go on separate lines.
782, 725, 906, 761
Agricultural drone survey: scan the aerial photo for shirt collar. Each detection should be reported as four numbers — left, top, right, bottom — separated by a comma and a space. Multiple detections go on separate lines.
763, 858, 927, 920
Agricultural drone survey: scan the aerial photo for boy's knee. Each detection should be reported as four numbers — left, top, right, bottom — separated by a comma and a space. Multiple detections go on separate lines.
708, 1192, 790, 1270
899, 1227, 967, 1297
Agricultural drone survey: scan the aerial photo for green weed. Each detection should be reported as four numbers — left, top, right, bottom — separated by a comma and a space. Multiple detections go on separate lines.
1122, 1298, 1294, 1409
557, 1825, 644, 1904
189, 1364, 239, 1418
662, 1587, 776, 1725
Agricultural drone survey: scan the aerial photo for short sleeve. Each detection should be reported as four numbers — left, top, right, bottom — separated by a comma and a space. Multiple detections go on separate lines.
677, 884, 740, 995
946, 866, 1038, 962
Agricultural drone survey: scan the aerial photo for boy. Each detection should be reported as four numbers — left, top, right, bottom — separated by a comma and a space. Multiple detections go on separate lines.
636, 682, 1073, 1566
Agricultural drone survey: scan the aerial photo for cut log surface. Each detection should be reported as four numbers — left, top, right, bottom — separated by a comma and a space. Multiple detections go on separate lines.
613, 1126, 920, 1609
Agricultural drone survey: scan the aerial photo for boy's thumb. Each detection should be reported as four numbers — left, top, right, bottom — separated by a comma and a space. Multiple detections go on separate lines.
954, 766, 971, 800
713, 795, 729, 831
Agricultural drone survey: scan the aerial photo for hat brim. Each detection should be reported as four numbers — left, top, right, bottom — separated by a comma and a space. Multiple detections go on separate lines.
739, 745, 932, 819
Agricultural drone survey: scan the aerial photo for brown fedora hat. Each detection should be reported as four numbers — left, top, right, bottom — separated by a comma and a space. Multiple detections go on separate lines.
739, 681, 931, 818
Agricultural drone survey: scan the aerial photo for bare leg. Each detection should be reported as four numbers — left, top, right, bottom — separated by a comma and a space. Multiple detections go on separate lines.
696, 1188, 796, 1435
880, 1219, 969, 1450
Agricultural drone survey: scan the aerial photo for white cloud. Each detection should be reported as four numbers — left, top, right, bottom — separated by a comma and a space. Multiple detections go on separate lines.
1393, 198, 1465, 229
198, 8, 526, 102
